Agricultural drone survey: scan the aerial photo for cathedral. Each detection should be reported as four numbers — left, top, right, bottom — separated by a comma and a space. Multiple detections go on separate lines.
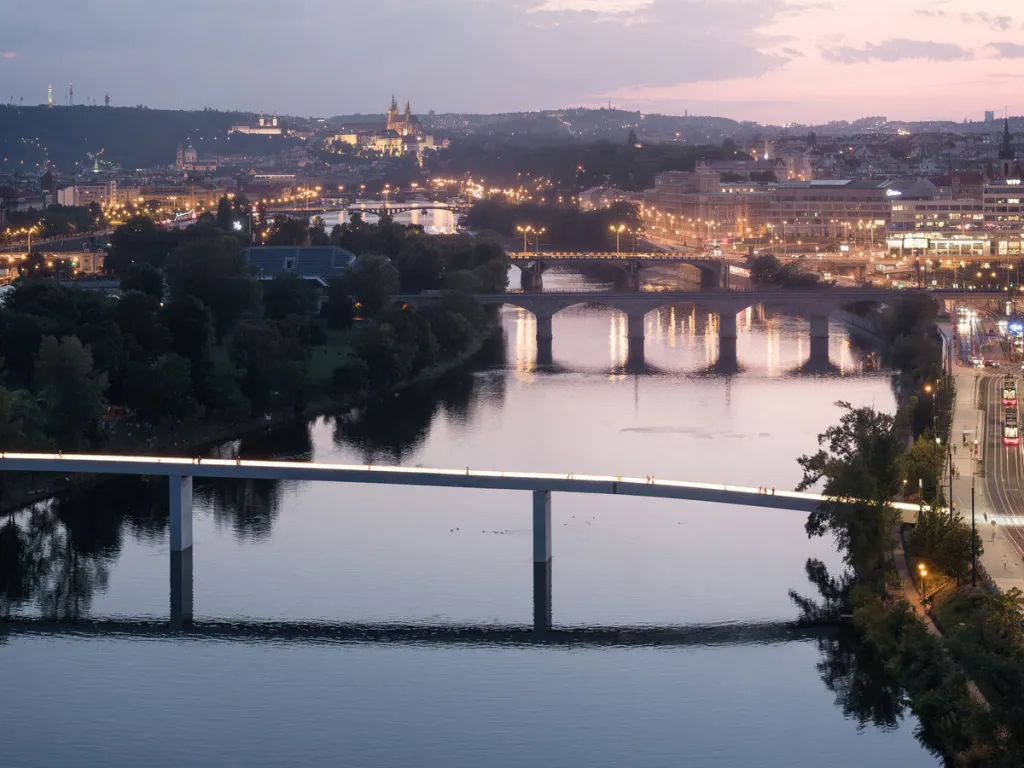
999, 118, 1022, 181
386, 96, 424, 137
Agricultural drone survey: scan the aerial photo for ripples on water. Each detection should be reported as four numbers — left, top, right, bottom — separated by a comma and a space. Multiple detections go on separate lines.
0, 265, 937, 767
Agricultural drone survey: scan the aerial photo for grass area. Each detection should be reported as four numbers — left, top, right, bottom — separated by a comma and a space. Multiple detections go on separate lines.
308, 329, 352, 387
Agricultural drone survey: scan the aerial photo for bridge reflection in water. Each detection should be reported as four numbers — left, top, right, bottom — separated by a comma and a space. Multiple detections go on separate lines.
507, 303, 850, 376
2, 611, 832, 648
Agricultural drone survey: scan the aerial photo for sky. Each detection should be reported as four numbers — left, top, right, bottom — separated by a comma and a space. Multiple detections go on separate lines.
0, 0, 1021, 124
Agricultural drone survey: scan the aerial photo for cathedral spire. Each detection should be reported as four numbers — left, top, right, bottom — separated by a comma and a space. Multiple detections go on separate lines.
1001, 117, 1014, 160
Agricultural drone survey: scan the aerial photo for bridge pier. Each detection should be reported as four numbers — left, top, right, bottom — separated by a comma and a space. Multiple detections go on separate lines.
535, 313, 554, 366
533, 490, 552, 632
716, 310, 739, 374
809, 314, 831, 369
170, 549, 193, 628
718, 310, 738, 342
520, 265, 544, 292
169, 475, 194, 552
625, 311, 646, 371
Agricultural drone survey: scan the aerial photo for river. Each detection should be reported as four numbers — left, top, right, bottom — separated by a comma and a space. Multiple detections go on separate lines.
0, 267, 938, 767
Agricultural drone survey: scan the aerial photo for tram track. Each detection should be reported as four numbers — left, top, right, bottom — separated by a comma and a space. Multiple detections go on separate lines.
981, 373, 1024, 558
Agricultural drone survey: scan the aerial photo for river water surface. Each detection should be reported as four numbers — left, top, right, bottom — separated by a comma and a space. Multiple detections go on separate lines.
1, 268, 937, 767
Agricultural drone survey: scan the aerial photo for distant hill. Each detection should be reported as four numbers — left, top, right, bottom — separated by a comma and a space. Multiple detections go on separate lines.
0, 106, 297, 174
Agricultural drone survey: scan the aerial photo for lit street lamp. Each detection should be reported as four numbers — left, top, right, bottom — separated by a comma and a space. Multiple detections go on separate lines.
610, 224, 627, 254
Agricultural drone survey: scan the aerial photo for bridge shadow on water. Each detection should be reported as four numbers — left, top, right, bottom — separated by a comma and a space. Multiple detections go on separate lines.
0, 615, 833, 649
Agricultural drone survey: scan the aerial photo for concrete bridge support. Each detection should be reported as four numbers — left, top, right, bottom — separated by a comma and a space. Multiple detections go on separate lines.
626, 311, 646, 371
809, 314, 831, 369
533, 490, 552, 632
717, 310, 739, 374
536, 313, 554, 367
169, 475, 193, 552
520, 265, 544, 292
169, 475, 194, 627
170, 549, 193, 628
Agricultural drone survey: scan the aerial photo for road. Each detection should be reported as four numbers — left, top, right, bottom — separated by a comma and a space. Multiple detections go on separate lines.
980, 371, 1024, 557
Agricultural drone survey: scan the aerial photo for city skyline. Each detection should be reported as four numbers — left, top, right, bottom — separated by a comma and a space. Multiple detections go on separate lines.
1, 0, 1021, 124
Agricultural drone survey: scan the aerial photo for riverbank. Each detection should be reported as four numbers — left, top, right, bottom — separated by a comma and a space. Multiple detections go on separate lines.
0, 323, 498, 515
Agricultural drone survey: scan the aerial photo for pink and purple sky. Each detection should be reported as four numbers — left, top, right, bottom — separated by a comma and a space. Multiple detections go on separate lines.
1, 0, 1020, 123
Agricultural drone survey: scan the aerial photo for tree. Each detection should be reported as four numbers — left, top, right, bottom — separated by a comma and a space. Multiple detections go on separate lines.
909, 508, 982, 586
114, 291, 169, 363
394, 240, 446, 293
119, 262, 164, 302
904, 435, 945, 504
216, 195, 234, 231
163, 296, 213, 364
267, 218, 309, 246
34, 335, 107, 447
123, 354, 195, 424
0, 386, 46, 449
347, 254, 399, 319
349, 321, 414, 394
197, 356, 249, 420
797, 403, 905, 581
165, 228, 260, 339
627, 130, 639, 148
263, 273, 318, 321
323, 276, 355, 330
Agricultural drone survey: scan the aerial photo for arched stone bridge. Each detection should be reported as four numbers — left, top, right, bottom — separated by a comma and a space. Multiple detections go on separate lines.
398, 288, 927, 370
510, 252, 739, 290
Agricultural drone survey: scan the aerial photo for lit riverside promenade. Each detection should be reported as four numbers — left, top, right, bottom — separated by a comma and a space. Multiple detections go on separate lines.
0, 453, 923, 632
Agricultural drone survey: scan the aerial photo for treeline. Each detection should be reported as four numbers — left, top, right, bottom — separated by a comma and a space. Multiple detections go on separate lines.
791, 294, 1024, 763
0, 106, 294, 170
428, 137, 742, 191
749, 254, 822, 289
0, 209, 508, 457
792, 402, 1001, 763
465, 200, 640, 252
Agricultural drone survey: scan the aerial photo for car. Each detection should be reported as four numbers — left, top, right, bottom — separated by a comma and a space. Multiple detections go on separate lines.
984, 360, 1001, 368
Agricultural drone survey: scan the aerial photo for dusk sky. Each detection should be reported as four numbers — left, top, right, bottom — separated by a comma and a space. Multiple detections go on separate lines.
2, 0, 1021, 123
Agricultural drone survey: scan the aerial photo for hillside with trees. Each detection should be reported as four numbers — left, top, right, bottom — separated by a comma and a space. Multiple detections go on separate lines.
0, 106, 301, 172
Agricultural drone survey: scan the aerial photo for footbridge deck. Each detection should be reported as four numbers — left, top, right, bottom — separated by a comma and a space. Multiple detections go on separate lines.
0, 453, 924, 630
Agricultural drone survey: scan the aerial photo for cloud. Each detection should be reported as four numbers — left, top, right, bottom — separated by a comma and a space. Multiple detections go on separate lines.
1, 51, 16, 59
987, 42, 1024, 58
960, 12, 1013, 30
913, 9, 945, 17
781, 47, 805, 57
822, 38, 973, 63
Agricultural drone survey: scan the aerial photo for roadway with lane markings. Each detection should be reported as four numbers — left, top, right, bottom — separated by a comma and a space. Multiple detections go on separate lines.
980, 371, 1024, 559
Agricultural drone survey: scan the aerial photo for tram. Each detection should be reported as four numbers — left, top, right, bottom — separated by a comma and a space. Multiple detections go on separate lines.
1003, 374, 1017, 407
1004, 407, 1019, 446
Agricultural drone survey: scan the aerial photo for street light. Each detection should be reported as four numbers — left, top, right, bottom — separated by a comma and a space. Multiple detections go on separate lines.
516, 225, 537, 254
610, 224, 626, 254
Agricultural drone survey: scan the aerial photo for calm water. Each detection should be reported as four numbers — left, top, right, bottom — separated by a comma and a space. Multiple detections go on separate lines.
1, 267, 937, 767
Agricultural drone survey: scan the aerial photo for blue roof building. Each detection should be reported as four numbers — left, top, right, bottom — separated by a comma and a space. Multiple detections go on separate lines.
244, 246, 356, 287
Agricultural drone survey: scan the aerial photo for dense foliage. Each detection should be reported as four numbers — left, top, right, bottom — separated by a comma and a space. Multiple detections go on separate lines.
0, 106, 300, 171
427, 137, 743, 191
0, 210, 508, 457
465, 200, 640, 252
